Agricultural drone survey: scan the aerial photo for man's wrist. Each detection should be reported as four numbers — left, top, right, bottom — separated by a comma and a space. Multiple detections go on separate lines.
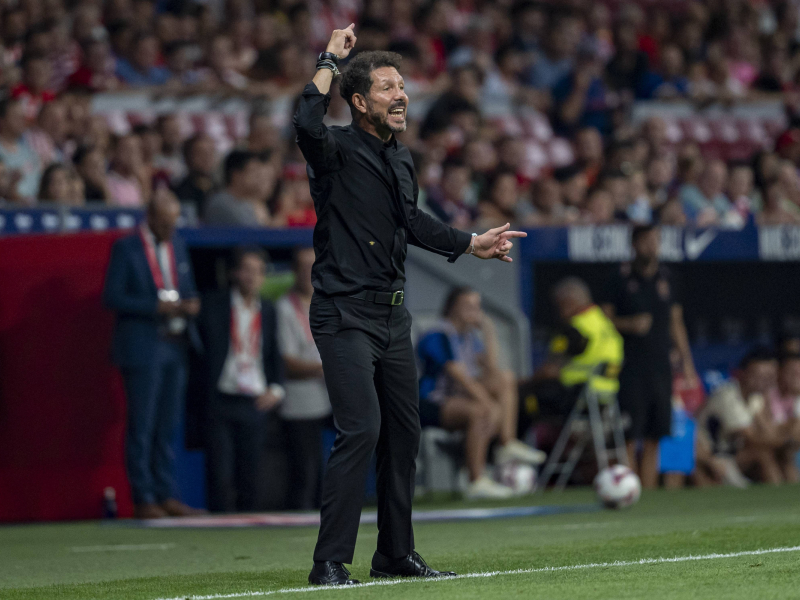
319, 51, 340, 64
465, 232, 478, 255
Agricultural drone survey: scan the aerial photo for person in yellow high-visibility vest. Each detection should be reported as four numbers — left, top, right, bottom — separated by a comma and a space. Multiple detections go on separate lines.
518, 277, 623, 436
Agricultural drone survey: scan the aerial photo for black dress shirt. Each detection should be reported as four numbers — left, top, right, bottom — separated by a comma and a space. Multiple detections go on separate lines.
293, 82, 473, 296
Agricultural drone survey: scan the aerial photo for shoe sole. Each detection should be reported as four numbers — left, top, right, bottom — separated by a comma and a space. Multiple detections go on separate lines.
370, 569, 397, 578
370, 569, 457, 579
308, 579, 360, 586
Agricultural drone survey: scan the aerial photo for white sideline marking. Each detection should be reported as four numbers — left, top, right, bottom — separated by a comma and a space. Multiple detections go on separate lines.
154, 544, 800, 600
71, 543, 176, 553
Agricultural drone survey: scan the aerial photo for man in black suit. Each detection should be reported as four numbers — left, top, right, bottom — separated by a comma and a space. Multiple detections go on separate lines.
199, 247, 284, 513
294, 25, 525, 585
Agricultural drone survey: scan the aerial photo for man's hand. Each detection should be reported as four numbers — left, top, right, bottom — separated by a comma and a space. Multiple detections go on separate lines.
180, 297, 201, 317
255, 391, 281, 412
471, 223, 527, 263
157, 300, 181, 317
326, 23, 357, 59
629, 313, 653, 336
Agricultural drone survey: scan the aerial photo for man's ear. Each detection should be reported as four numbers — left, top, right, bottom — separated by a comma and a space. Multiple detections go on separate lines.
351, 93, 368, 115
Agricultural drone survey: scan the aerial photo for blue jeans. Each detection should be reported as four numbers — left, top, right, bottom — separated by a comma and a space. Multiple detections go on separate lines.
121, 340, 188, 505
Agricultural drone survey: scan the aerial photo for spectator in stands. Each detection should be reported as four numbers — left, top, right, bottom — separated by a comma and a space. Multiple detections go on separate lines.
200, 246, 284, 513
11, 52, 55, 122
425, 157, 476, 228
199, 34, 249, 92
476, 169, 528, 229
575, 126, 604, 187
204, 150, 263, 226
116, 32, 171, 87
697, 348, 797, 485
0, 97, 42, 202
552, 48, 612, 136
777, 160, 800, 217
727, 163, 755, 222
417, 287, 545, 500
153, 114, 186, 184
637, 44, 689, 100
525, 13, 580, 91
247, 113, 281, 155
103, 187, 203, 519
37, 162, 82, 205
757, 179, 800, 225
518, 277, 623, 440
74, 145, 112, 203
67, 38, 120, 92
554, 164, 588, 212
657, 197, 688, 226
172, 134, 218, 216
107, 133, 147, 207
25, 99, 73, 166
277, 247, 331, 510
582, 187, 615, 224
680, 159, 734, 227
602, 224, 696, 489
605, 21, 648, 99
529, 177, 573, 226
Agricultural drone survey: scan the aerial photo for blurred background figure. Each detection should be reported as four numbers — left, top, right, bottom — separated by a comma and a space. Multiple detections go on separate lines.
417, 287, 545, 500
519, 277, 623, 450
103, 187, 203, 519
199, 247, 284, 513
695, 348, 795, 485
276, 247, 331, 510
602, 225, 695, 489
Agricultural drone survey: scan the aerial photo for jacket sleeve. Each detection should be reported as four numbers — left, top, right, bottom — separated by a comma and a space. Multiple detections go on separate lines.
406, 172, 473, 263
264, 302, 285, 386
103, 240, 159, 317
292, 82, 345, 175
175, 238, 199, 299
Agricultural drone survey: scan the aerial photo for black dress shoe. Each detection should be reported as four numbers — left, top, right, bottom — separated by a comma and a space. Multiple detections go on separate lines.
370, 551, 457, 579
308, 561, 360, 586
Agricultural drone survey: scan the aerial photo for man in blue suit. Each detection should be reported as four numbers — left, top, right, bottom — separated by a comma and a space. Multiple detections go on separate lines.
198, 247, 284, 512
104, 188, 204, 519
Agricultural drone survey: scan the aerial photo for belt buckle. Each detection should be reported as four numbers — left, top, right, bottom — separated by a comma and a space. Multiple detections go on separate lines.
391, 290, 404, 306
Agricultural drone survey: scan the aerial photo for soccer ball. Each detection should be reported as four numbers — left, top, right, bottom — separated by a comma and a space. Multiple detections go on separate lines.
594, 465, 641, 509
497, 462, 537, 495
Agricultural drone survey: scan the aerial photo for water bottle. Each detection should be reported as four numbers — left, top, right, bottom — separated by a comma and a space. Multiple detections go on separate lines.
103, 487, 118, 519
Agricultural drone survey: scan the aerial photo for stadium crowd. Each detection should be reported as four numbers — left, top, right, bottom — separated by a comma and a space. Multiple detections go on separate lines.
3, 0, 800, 229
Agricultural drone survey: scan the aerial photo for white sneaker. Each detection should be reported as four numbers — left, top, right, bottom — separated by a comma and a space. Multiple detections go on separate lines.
495, 440, 547, 466
465, 475, 515, 500
716, 455, 750, 489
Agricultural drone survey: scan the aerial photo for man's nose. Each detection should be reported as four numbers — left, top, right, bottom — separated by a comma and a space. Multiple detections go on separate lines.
395, 90, 408, 105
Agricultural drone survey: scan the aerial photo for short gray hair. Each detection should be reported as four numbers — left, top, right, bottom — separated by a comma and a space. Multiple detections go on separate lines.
552, 277, 592, 305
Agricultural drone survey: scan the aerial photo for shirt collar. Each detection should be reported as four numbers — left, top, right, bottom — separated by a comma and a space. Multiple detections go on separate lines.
232, 287, 261, 312
351, 120, 397, 155
141, 223, 164, 248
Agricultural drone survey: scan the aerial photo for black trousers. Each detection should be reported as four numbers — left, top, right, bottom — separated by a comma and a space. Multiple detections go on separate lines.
310, 294, 420, 564
283, 417, 328, 510
205, 393, 264, 513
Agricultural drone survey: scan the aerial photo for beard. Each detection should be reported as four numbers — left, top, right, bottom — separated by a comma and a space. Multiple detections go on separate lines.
366, 98, 407, 134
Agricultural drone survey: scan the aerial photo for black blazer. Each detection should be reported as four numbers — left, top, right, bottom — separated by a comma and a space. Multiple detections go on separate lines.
198, 289, 284, 405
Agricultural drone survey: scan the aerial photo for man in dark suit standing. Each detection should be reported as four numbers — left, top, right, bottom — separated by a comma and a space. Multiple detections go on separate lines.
103, 187, 204, 519
199, 247, 284, 513
294, 25, 526, 585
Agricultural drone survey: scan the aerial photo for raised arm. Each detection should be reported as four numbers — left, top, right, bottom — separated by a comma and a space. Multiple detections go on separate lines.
292, 25, 356, 175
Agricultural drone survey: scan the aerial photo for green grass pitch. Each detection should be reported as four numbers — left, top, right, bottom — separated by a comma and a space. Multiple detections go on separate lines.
3, 485, 800, 600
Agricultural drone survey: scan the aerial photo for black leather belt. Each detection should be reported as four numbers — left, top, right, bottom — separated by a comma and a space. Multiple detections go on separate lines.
349, 290, 404, 306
